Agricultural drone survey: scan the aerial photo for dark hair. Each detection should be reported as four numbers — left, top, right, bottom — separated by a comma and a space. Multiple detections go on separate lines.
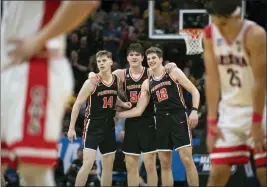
145, 47, 163, 58
96, 50, 112, 59
205, 0, 241, 17
127, 43, 144, 56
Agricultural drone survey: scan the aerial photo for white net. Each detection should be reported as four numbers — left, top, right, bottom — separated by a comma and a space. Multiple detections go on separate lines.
180, 29, 204, 55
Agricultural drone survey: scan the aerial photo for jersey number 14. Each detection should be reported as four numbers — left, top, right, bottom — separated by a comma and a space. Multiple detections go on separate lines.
103, 96, 113, 108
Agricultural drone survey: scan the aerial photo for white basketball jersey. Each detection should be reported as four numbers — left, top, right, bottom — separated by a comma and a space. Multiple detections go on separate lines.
211, 20, 255, 107
1, 1, 65, 69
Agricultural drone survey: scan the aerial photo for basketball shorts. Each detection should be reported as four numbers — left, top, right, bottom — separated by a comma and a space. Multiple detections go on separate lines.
83, 117, 117, 155
156, 112, 192, 151
1, 57, 73, 168
123, 116, 157, 155
210, 105, 267, 167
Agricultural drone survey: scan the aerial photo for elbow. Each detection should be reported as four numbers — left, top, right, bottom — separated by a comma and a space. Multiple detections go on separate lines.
136, 110, 143, 117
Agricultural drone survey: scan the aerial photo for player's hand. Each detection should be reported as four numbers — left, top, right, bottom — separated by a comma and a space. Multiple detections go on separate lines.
88, 72, 99, 86
164, 62, 177, 73
8, 36, 44, 64
251, 124, 266, 153
67, 128, 77, 143
188, 111, 198, 129
121, 102, 132, 109
206, 125, 224, 153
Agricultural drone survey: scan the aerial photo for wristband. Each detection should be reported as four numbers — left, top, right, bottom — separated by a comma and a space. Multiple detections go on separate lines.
191, 107, 198, 112
208, 118, 217, 126
252, 112, 262, 124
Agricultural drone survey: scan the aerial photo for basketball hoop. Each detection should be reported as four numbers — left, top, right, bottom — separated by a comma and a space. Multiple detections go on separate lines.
179, 29, 204, 55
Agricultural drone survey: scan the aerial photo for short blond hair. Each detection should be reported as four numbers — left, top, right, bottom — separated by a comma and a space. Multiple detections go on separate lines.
96, 50, 112, 59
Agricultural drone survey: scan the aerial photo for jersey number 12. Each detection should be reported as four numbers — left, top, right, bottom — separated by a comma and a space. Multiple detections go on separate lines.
156, 88, 168, 102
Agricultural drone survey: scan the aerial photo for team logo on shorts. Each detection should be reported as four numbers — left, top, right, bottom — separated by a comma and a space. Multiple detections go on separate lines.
27, 86, 45, 135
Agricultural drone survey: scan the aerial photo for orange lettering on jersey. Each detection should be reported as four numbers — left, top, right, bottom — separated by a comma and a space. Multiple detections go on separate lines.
151, 81, 171, 92
97, 90, 118, 96
126, 84, 142, 90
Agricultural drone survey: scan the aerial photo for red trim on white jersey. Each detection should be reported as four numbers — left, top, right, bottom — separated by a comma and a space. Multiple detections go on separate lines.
204, 24, 212, 39
4, 1, 61, 167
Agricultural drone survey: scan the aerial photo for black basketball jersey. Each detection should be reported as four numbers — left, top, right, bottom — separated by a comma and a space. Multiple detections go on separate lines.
124, 67, 154, 116
149, 72, 187, 115
85, 74, 118, 119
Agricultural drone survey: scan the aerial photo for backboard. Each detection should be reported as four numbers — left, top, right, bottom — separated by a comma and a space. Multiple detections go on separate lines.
148, 0, 247, 40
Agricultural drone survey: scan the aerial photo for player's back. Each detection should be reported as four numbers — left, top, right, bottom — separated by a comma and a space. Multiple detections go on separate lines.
207, 20, 255, 107
1, 1, 64, 69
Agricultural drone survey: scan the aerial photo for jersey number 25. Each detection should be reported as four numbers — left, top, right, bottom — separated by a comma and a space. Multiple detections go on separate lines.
227, 68, 241, 87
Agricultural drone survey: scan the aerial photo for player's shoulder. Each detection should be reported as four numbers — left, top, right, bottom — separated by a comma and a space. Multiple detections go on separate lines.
113, 68, 125, 79
245, 20, 266, 39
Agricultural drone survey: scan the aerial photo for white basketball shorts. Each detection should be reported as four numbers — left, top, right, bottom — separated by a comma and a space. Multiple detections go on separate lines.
210, 105, 267, 167
1, 56, 73, 168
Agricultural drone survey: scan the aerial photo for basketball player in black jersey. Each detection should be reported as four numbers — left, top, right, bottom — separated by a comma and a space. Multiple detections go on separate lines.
116, 47, 200, 186
88, 43, 177, 186
67, 50, 131, 187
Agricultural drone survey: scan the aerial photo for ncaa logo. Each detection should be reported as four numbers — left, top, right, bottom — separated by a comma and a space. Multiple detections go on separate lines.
217, 38, 223, 46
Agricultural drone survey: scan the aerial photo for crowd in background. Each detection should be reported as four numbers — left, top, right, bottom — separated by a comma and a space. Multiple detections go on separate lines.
2, 0, 266, 186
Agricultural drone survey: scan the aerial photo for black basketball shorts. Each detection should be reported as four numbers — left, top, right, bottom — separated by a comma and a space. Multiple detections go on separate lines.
123, 116, 157, 155
156, 112, 192, 151
83, 118, 117, 155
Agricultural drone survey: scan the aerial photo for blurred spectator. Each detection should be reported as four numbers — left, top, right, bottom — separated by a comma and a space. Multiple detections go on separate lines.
103, 23, 123, 65
91, 8, 107, 32
66, 33, 80, 57
78, 36, 91, 66
107, 3, 123, 28
70, 50, 88, 94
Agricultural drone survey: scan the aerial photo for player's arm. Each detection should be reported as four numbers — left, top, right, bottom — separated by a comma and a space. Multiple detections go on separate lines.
203, 28, 220, 120
69, 79, 96, 130
113, 69, 128, 101
116, 79, 150, 118
246, 25, 266, 122
170, 68, 200, 109
116, 76, 130, 107
35, 1, 100, 47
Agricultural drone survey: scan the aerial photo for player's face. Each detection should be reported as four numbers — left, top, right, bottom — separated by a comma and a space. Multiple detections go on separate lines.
127, 51, 144, 68
146, 53, 163, 70
96, 56, 113, 73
